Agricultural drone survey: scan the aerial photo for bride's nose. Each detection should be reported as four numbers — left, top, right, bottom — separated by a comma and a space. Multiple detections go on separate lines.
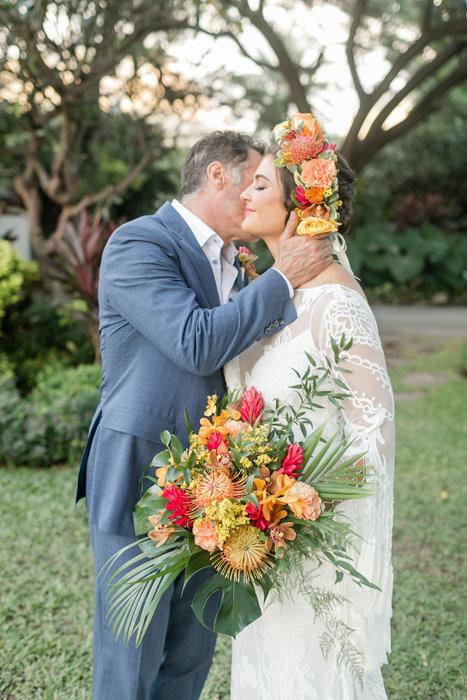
240, 184, 252, 201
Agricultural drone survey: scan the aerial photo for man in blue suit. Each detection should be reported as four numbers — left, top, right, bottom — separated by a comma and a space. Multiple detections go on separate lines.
76, 131, 332, 699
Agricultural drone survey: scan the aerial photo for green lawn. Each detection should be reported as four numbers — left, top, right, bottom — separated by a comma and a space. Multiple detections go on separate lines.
1, 339, 465, 699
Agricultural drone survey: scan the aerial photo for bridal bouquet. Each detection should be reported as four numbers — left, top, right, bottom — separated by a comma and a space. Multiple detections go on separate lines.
103, 337, 377, 646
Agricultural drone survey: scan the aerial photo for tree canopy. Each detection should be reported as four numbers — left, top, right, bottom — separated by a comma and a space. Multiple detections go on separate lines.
0, 0, 199, 254
185, 0, 467, 171
1, 0, 466, 254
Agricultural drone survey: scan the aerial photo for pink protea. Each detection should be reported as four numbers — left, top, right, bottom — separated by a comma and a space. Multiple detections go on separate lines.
162, 484, 193, 528
278, 443, 304, 478
238, 387, 264, 425
289, 482, 323, 521
246, 502, 270, 531
301, 158, 337, 189
193, 519, 219, 552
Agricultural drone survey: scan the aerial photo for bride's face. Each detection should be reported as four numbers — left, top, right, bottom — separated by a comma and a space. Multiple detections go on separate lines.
240, 155, 288, 240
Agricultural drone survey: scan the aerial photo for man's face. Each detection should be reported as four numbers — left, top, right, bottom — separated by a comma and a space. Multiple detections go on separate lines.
218, 149, 263, 243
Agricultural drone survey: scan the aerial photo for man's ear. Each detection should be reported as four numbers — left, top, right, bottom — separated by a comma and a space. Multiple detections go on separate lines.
206, 161, 227, 190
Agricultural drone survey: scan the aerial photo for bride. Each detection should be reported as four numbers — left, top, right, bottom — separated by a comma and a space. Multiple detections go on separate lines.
224, 113, 395, 699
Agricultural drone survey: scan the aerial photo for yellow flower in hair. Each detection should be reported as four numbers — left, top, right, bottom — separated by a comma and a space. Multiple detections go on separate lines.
297, 217, 339, 236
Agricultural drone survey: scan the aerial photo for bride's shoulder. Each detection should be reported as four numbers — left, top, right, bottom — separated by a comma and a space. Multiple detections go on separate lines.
296, 262, 367, 303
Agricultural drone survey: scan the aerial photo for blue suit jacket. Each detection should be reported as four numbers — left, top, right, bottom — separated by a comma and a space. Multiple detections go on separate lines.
76, 202, 297, 536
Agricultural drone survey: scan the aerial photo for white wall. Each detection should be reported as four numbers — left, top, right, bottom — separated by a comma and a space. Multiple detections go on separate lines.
0, 212, 32, 260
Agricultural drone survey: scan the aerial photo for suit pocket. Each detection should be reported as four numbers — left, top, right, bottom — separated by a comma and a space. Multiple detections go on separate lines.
100, 403, 174, 443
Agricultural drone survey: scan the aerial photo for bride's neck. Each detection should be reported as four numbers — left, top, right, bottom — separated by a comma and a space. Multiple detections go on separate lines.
265, 237, 279, 261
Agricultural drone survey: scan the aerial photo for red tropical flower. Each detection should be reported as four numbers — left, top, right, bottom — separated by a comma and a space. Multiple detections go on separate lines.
162, 484, 193, 528
206, 430, 227, 451
238, 388, 264, 424
246, 502, 270, 531
294, 186, 311, 209
278, 443, 304, 478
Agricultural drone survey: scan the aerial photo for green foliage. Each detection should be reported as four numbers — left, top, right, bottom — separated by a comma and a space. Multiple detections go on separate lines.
347, 223, 467, 302
1, 295, 95, 392
0, 363, 101, 467
357, 87, 467, 229
0, 240, 39, 329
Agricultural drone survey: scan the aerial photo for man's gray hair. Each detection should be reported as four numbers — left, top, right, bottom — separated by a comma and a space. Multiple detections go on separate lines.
180, 131, 265, 200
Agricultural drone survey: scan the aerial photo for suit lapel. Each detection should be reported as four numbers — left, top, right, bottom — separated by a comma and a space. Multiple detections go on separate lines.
155, 202, 221, 308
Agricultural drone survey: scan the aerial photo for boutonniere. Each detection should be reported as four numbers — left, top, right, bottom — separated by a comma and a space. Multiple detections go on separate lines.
237, 246, 260, 280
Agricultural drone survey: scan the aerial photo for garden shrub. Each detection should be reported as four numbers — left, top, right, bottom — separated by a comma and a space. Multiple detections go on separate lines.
0, 363, 101, 467
1, 295, 95, 393
0, 240, 39, 330
347, 223, 467, 302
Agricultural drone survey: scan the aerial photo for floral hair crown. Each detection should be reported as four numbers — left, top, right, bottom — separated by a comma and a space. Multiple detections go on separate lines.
272, 113, 341, 236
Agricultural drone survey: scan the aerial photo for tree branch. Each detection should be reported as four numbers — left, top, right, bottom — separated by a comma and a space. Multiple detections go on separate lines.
49, 148, 151, 246
366, 41, 467, 140
421, 0, 434, 33
352, 57, 467, 171
372, 19, 467, 105
241, 1, 310, 111
346, 0, 367, 100
198, 27, 275, 70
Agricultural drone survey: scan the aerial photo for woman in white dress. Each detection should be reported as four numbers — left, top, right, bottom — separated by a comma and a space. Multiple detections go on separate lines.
224, 114, 394, 699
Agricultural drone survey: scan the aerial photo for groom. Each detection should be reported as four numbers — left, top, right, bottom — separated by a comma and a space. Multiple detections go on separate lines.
76, 130, 333, 699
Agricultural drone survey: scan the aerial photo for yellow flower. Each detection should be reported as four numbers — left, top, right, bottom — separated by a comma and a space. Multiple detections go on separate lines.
297, 217, 338, 236
240, 456, 254, 470
212, 525, 272, 582
204, 393, 218, 417
206, 499, 250, 545
255, 453, 272, 467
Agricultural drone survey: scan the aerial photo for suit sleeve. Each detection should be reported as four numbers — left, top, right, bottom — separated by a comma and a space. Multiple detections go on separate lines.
100, 226, 297, 376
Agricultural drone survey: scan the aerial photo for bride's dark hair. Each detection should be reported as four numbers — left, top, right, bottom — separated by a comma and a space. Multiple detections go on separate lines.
266, 146, 356, 235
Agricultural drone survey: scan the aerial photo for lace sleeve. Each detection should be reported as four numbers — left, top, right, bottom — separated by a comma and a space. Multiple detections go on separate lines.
310, 286, 394, 467
308, 285, 395, 565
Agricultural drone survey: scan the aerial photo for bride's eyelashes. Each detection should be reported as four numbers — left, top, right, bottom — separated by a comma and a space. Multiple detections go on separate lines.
254, 186, 266, 191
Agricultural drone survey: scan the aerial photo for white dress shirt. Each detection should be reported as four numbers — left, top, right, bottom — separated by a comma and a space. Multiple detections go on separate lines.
172, 199, 294, 302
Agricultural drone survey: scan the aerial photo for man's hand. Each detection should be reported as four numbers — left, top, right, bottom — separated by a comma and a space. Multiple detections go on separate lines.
273, 211, 333, 289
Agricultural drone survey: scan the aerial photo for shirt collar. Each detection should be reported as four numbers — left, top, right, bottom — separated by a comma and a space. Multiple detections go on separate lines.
172, 199, 238, 261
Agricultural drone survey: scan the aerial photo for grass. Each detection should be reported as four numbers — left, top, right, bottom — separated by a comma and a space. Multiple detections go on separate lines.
0, 339, 465, 699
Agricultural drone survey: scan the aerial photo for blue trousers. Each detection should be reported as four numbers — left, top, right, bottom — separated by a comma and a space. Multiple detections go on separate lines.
90, 524, 218, 700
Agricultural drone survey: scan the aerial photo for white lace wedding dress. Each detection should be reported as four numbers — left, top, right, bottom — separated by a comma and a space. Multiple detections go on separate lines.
224, 284, 395, 700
